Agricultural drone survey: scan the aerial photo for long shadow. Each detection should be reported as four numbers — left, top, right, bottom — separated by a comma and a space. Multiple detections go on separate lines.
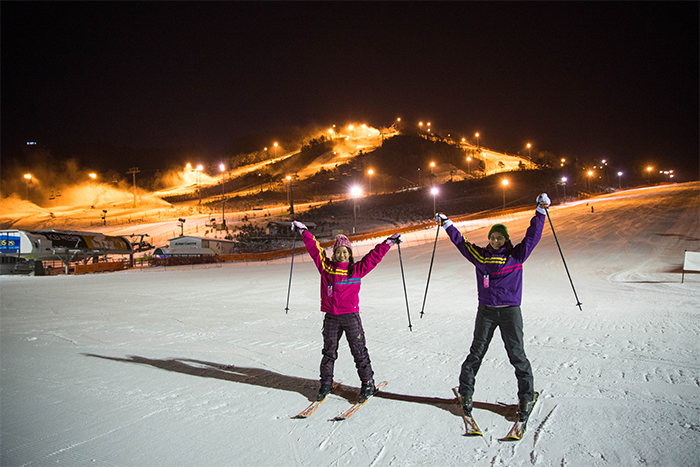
83, 354, 516, 419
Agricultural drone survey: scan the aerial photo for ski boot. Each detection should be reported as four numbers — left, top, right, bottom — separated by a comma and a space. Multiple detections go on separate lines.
518, 397, 535, 423
317, 382, 333, 401
358, 379, 376, 404
460, 392, 473, 417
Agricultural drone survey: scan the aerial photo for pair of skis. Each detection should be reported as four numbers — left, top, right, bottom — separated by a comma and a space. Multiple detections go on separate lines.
292, 381, 388, 421
453, 388, 539, 441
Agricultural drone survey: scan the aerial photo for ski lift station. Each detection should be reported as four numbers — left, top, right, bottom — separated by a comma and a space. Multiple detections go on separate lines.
0, 229, 134, 275
153, 236, 237, 257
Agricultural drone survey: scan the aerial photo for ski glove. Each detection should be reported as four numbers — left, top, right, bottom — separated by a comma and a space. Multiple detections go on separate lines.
291, 220, 307, 232
385, 233, 402, 246
436, 213, 453, 229
536, 193, 551, 215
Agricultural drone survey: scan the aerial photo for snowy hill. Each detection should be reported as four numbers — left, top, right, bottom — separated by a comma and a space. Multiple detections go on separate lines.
1, 182, 698, 466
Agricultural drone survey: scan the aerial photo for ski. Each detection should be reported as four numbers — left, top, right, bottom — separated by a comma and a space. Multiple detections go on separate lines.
452, 387, 482, 436
499, 391, 539, 441
331, 381, 388, 421
292, 381, 342, 419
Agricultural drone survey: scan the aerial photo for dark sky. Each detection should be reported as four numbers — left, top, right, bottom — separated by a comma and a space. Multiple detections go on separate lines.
2, 2, 698, 179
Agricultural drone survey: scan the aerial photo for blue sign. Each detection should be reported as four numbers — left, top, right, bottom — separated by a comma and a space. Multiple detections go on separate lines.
0, 233, 21, 254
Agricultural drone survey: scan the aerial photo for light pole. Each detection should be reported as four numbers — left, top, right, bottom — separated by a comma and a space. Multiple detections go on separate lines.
220, 163, 226, 228
286, 175, 294, 216
127, 167, 140, 207
617, 171, 623, 189
351, 185, 362, 233
431, 187, 439, 214
466, 156, 472, 176
430, 161, 435, 183
526, 143, 532, 159
23, 173, 32, 200
196, 165, 203, 204
475, 132, 480, 151
367, 168, 374, 195
560, 177, 568, 202
502, 179, 509, 209
587, 170, 593, 192
646, 166, 653, 185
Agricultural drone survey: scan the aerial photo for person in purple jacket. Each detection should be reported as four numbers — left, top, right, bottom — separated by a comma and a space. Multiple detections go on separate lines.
436, 193, 550, 424
291, 220, 401, 403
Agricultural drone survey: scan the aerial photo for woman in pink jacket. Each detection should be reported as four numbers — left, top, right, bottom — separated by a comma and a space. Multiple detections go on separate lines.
291, 221, 400, 403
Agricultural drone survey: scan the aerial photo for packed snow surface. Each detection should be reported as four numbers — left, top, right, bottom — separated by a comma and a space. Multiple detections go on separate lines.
1, 182, 699, 466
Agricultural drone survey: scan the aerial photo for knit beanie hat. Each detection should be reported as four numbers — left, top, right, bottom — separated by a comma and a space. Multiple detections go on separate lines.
333, 234, 353, 252
488, 224, 509, 240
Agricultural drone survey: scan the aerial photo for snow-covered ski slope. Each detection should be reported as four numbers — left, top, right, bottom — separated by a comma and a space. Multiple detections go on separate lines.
1, 182, 698, 466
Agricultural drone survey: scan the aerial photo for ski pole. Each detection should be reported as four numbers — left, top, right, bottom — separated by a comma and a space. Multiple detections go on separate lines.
396, 241, 413, 331
284, 229, 298, 314
420, 223, 440, 318
545, 207, 583, 310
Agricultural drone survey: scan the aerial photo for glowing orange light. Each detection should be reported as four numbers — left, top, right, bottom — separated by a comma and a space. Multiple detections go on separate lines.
368, 169, 374, 175
23, 173, 32, 180
502, 179, 509, 186
89, 173, 97, 180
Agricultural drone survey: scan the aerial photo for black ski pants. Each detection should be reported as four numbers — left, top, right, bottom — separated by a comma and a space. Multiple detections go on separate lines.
459, 305, 534, 402
320, 313, 374, 385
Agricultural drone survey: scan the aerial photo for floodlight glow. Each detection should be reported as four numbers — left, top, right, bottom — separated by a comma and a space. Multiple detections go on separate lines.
431, 187, 439, 195
350, 186, 362, 198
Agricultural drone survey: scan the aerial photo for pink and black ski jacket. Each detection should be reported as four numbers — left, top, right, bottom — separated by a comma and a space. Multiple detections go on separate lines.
445, 212, 545, 307
301, 230, 391, 315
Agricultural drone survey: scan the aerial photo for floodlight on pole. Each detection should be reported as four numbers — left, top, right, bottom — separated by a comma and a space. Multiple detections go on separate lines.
23, 173, 32, 200
430, 186, 439, 214
367, 168, 374, 195
220, 164, 226, 227
501, 179, 509, 209
351, 185, 362, 233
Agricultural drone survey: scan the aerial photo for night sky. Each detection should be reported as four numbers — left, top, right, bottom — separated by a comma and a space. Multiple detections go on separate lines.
2, 2, 698, 179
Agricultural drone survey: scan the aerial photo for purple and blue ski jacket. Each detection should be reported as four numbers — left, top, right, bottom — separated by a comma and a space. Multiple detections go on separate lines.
445, 212, 545, 307
301, 230, 391, 315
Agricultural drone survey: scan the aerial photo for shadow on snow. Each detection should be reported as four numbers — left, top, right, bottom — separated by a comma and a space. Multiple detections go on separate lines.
83, 354, 518, 419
